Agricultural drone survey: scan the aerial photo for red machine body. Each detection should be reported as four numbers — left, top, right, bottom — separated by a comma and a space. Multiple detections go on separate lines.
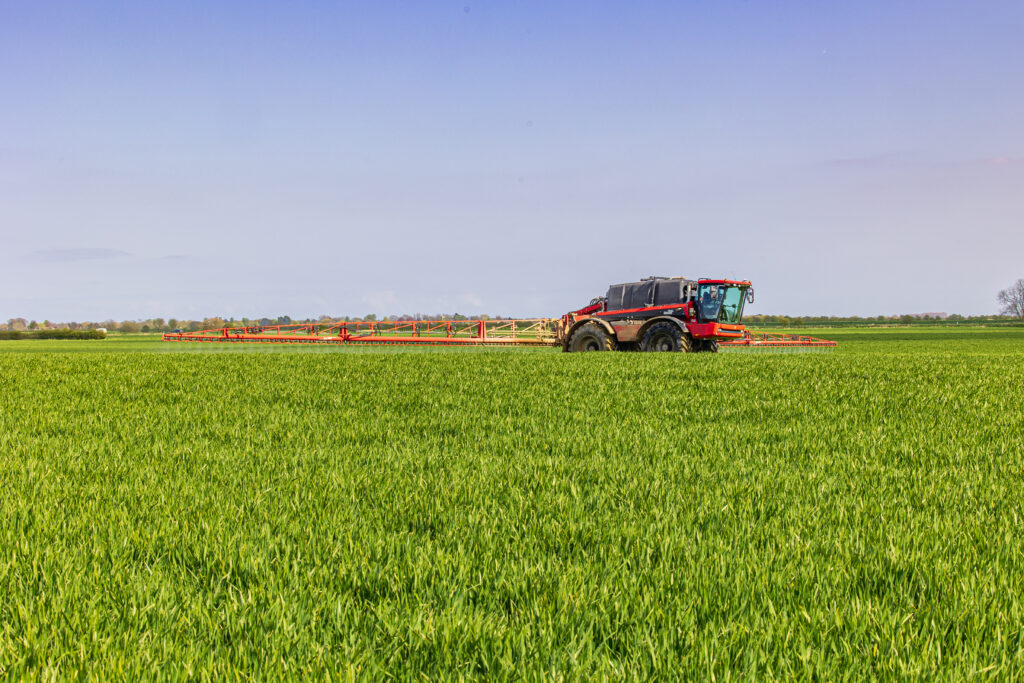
560, 276, 758, 352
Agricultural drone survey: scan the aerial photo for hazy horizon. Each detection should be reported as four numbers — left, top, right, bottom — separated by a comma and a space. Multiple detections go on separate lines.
3, 2, 1023, 321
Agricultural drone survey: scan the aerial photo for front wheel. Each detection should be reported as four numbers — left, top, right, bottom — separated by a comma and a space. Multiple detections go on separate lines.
640, 322, 691, 352
566, 322, 617, 352
695, 339, 719, 353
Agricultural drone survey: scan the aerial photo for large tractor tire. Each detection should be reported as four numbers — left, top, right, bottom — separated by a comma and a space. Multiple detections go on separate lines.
695, 339, 720, 353
567, 322, 617, 352
640, 322, 691, 352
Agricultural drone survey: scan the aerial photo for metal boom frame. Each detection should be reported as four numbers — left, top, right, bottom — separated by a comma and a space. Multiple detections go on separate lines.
163, 319, 836, 349
163, 319, 561, 347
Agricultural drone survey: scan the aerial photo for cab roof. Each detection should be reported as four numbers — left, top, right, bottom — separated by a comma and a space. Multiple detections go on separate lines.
698, 279, 752, 286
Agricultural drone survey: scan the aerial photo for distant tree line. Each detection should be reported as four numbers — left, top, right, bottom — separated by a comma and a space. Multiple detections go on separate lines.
1, 313, 512, 334
0, 328, 106, 340
3, 310, 1020, 335
743, 313, 1021, 327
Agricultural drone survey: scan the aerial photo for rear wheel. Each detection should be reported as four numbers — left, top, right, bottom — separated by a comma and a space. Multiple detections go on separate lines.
640, 322, 691, 352
567, 322, 617, 352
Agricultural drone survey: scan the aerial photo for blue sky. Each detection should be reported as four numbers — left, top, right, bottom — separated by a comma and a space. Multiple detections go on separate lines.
2, 1, 1022, 320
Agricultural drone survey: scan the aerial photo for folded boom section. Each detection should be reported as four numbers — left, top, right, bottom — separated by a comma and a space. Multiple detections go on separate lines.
163, 319, 562, 347
720, 331, 837, 348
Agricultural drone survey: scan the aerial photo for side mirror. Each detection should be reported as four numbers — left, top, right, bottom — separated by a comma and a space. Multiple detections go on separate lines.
746, 288, 755, 304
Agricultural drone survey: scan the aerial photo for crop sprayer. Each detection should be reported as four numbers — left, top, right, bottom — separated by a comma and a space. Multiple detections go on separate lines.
162, 276, 836, 352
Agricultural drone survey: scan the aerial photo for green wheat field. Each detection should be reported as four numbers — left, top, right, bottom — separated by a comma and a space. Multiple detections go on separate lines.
2, 328, 1023, 679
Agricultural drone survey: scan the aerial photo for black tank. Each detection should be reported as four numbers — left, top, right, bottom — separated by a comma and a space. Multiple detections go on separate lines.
604, 277, 691, 311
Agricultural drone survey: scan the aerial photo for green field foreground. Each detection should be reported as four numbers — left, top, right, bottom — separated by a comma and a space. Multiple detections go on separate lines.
2, 329, 1023, 678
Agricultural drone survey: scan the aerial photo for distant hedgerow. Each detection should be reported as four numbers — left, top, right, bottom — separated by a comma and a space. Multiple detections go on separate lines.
0, 329, 106, 340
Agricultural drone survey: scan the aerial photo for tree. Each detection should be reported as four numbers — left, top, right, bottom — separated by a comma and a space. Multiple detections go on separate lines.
998, 279, 1024, 320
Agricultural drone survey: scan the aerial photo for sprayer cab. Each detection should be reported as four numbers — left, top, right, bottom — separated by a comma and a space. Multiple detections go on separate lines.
695, 279, 754, 324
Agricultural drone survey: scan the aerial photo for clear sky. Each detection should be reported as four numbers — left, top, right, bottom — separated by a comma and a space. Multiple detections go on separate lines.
2, 1, 1022, 321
